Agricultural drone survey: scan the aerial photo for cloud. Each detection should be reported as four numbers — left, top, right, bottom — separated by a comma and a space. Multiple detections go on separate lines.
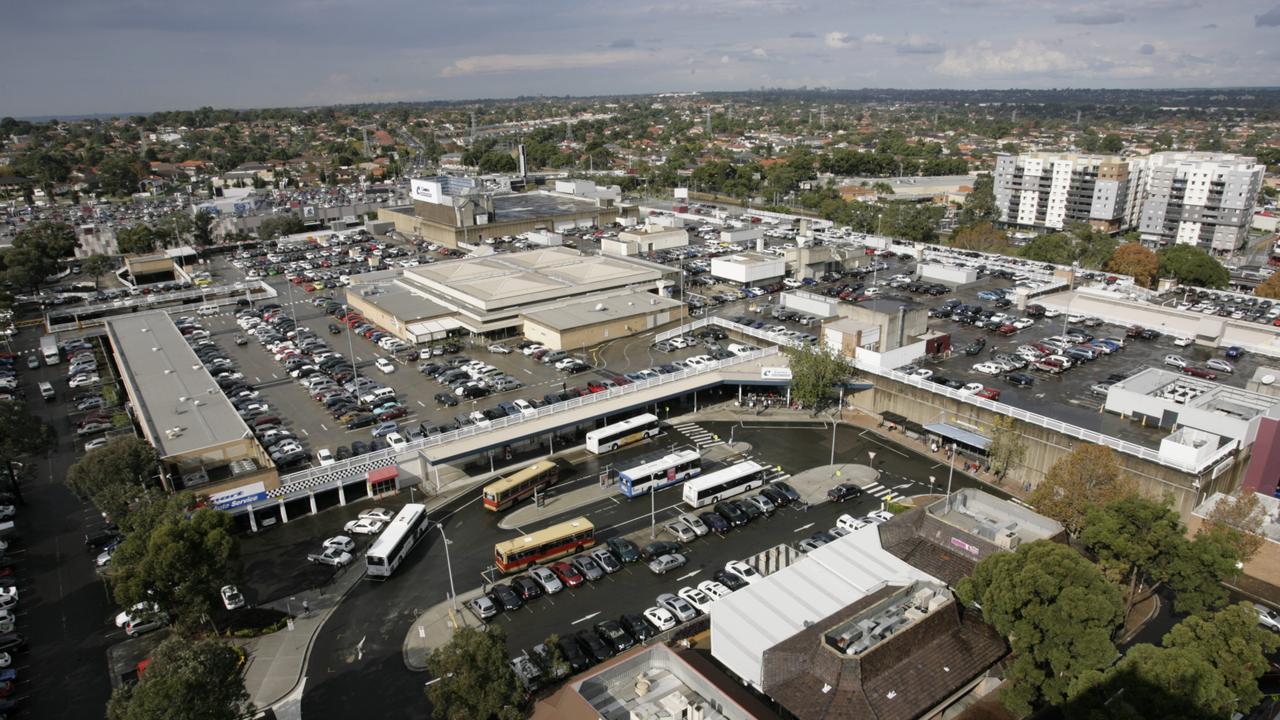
789, 31, 816, 38
1256, 5, 1280, 26
934, 39, 1086, 77
1054, 9, 1126, 25
1201, 23, 1217, 28
751, 47, 769, 58
824, 31, 852, 48
896, 35, 944, 54
1138, 43, 1155, 55
862, 33, 887, 45
440, 49, 648, 77
608, 38, 635, 48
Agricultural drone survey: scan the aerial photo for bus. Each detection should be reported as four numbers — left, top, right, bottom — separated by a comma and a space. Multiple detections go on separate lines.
365, 503, 431, 578
40, 335, 60, 365
494, 516, 595, 574
617, 450, 702, 498
482, 459, 565, 512
681, 460, 770, 508
585, 413, 660, 454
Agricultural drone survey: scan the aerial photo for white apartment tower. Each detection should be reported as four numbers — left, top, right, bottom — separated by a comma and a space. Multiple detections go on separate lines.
1138, 152, 1265, 253
993, 153, 1147, 234
995, 151, 1266, 254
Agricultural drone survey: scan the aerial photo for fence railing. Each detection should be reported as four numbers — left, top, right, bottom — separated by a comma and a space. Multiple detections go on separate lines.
46, 280, 277, 333
265, 346, 781, 499
655, 315, 809, 351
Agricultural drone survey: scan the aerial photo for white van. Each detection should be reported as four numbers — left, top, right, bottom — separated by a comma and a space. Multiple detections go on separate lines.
38, 381, 55, 401
726, 343, 758, 357
197, 305, 218, 317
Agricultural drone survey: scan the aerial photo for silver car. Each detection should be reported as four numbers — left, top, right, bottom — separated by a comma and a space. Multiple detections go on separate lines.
656, 592, 698, 622
529, 566, 564, 594
570, 555, 604, 581
648, 553, 687, 575
590, 547, 622, 573
1206, 358, 1234, 373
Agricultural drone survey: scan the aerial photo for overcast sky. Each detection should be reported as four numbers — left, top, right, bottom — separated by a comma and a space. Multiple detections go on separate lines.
3, 0, 1280, 118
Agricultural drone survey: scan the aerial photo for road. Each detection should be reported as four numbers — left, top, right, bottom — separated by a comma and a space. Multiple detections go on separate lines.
297, 419, 992, 720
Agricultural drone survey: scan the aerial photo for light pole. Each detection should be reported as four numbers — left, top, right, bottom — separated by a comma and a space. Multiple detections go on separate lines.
929, 475, 936, 494
868, 450, 876, 473
436, 523, 458, 611
945, 442, 956, 511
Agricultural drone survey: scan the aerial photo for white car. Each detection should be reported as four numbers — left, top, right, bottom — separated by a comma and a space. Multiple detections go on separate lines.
316, 448, 336, 466
656, 592, 699, 622
643, 606, 677, 631
308, 546, 353, 566
359, 508, 395, 522
864, 509, 894, 524
1256, 603, 1280, 632
1012, 318, 1035, 330
343, 518, 385, 535
961, 383, 984, 395
84, 438, 110, 452
529, 566, 564, 594
697, 580, 732, 599
972, 362, 1002, 375
678, 513, 709, 537
513, 399, 536, 417
115, 601, 160, 628
1042, 308, 1061, 318
374, 357, 395, 374
68, 374, 100, 388
487, 343, 511, 354
837, 513, 869, 532
1163, 354, 1188, 369
520, 344, 546, 356
385, 432, 408, 451
913, 368, 934, 379
220, 584, 246, 610
677, 586, 716, 614
1173, 336, 1193, 347
724, 560, 761, 585
1067, 313, 1085, 323
324, 535, 355, 552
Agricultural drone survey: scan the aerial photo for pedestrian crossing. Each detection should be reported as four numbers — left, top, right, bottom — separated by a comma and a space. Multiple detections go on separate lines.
860, 480, 899, 503
671, 421, 724, 449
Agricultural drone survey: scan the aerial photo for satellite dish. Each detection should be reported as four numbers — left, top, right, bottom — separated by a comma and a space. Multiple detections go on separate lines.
1263, 374, 1275, 385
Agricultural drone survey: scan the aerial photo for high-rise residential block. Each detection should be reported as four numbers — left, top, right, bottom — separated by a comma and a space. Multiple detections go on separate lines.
993, 152, 1147, 234
1138, 152, 1265, 253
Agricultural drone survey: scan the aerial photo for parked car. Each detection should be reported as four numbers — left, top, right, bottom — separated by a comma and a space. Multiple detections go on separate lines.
827, 483, 863, 503
606, 537, 640, 563
529, 566, 564, 594
648, 553, 687, 575
220, 585, 246, 610
656, 593, 698, 622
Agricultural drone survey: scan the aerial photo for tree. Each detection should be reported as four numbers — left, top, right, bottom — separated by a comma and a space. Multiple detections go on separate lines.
1087, 644, 1234, 720
1029, 444, 1133, 536
1163, 602, 1280, 711
257, 215, 305, 241
947, 222, 1011, 254
782, 344, 855, 410
1199, 489, 1265, 562
984, 415, 1026, 481
2, 221, 79, 291
107, 636, 252, 720
112, 503, 241, 629
66, 436, 157, 526
116, 224, 160, 255
1254, 271, 1280, 299
1165, 528, 1237, 616
957, 541, 1124, 716
424, 625, 524, 720
1158, 245, 1229, 288
1021, 232, 1078, 265
1106, 242, 1160, 288
0, 399, 55, 500
1099, 134, 1124, 153
192, 210, 215, 250
958, 174, 998, 225
97, 154, 145, 197
80, 254, 114, 289
1081, 495, 1187, 615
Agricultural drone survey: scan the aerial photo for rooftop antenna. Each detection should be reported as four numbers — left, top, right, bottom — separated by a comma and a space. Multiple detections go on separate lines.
705, 106, 712, 135
470, 111, 476, 142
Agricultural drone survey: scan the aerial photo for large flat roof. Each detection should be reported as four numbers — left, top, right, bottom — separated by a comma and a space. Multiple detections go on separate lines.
105, 311, 252, 458
404, 247, 665, 312
522, 290, 684, 331
492, 192, 602, 223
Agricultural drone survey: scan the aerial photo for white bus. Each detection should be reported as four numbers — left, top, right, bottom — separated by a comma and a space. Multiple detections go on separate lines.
365, 503, 431, 578
618, 450, 702, 498
585, 413, 660, 454
40, 335, 60, 365
681, 460, 770, 508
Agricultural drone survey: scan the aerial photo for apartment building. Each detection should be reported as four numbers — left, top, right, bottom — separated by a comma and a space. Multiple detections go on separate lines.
996, 151, 1266, 253
1138, 152, 1266, 253
993, 152, 1146, 233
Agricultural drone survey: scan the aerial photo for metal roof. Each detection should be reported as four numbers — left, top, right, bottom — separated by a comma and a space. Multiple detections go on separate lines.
923, 423, 991, 451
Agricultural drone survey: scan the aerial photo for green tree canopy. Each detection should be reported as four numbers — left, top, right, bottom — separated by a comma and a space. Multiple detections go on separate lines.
112, 501, 241, 629
1163, 602, 1280, 711
425, 625, 525, 720
66, 435, 158, 526
257, 215, 305, 241
80, 253, 115, 289
1157, 245, 1229, 288
1105, 242, 1160, 288
1, 220, 79, 290
0, 399, 55, 499
782, 344, 855, 409
958, 173, 998, 225
984, 415, 1026, 481
1081, 495, 1187, 613
116, 224, 160, 255
97, 154, 146, 196
957, 541, 1124, 716
947, 222, 1011, 254
107, 635, 252, 720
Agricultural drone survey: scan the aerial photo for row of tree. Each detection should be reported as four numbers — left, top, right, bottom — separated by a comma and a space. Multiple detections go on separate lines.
961, 441, 1271, 717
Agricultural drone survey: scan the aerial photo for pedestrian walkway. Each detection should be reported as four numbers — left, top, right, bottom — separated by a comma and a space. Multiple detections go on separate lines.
402, 588, 490, 671
498, 479, 617, 530
670, 420, 725, 449
860, 479, 901, 503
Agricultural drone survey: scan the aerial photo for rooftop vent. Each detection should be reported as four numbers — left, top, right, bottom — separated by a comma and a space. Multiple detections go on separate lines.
1263, 375, 1276, 385
593, 303, 605, 311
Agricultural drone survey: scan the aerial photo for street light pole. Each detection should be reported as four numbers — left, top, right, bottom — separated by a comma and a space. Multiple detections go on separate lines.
435, 524, 457, 611
945, 442, 956, 511
650, 486, 657, 539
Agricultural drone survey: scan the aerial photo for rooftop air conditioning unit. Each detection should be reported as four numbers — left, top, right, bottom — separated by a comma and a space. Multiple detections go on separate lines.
995, 529, 1021, 551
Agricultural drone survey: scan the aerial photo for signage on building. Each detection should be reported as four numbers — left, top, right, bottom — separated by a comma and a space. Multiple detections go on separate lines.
208, 481, 268, 511
760, 367, 793, 380
410, 178, 443, 204
949, 537, 980, 555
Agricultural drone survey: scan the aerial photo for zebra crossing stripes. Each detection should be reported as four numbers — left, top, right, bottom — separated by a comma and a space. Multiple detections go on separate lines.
672, 421, 724, 449
746, 544, 802, 577
860, 481, 898, 503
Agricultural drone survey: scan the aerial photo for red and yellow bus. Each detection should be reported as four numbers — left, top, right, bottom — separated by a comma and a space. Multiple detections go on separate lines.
481, 460, 563, 512
494, 516, 595, 573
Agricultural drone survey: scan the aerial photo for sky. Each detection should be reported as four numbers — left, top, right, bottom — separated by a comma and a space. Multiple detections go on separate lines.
2, 0, 1280, 118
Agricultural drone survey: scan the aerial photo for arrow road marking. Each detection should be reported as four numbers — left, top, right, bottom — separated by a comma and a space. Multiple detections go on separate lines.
356, 635, 366, 661
675, 569, 701, 581
571, 612, 600, 625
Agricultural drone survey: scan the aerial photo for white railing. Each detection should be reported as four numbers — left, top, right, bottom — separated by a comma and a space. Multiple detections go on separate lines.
264, 346, 780, 499
46, 280, 277, 332
656, 315, 810, 351
865, 364, 1236, 476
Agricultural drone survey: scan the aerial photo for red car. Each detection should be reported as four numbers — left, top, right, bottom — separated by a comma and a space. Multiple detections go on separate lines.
997, 324, 1018, 335
550, 561, 585, 588
976, 387, 1002, 400
377, 406, 407, 422
586, 381, 606, 393
1182, 366, 1218, 380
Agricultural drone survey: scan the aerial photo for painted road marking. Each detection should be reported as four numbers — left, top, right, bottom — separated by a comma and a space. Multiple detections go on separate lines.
675, 569, 701, 581
571, 612, 601, 625
320, 423, 328, 431
793, 522, 815, 533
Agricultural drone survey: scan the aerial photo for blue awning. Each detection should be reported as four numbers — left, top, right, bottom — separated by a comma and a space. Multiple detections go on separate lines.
923, 423, 991, 451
